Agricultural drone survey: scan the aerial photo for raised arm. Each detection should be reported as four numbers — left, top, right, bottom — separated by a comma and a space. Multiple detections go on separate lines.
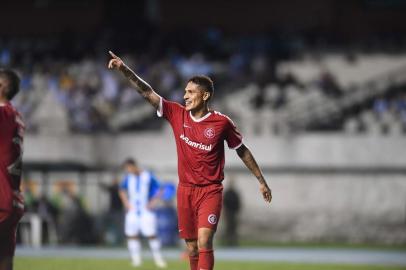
107, 51, 161, 110
236, 144, 272, 204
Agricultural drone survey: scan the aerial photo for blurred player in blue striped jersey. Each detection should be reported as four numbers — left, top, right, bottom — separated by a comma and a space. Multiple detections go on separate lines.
118, 158, 167, 268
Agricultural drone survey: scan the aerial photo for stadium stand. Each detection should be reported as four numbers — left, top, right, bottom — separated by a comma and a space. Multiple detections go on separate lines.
4, 38, 405, 135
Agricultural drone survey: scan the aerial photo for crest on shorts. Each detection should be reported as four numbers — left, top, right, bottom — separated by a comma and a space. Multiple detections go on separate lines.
208, 214, 217, 224
204, 127, 215, 139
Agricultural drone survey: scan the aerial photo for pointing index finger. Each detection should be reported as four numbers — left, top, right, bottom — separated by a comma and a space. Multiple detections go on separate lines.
109, 50, 118, 59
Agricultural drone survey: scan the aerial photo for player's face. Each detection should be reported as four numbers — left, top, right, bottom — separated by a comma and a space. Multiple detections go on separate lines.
184, 82, 206, 112
124, 164, 138, 174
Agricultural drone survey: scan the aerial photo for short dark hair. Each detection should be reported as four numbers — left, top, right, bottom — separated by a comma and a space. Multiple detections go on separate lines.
187, 75, 214, 99
0, 69, 20, 100
123, 158, 137, 166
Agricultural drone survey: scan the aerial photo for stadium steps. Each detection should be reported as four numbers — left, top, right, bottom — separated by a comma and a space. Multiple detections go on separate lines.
280, 64, 406, 131
108, 101, 155, 131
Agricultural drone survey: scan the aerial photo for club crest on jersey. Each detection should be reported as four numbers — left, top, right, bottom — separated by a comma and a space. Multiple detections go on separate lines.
204, 127, 215, 139
208, 214, 217, 224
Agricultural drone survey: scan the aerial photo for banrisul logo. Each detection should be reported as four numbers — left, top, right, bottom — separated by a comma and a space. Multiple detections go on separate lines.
180, 134, 212, 151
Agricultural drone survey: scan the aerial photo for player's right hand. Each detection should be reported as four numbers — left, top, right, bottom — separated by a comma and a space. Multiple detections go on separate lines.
108, 50, 124, 70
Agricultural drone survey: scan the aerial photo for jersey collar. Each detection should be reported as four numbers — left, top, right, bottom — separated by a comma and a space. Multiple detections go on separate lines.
189, 111, 212, 122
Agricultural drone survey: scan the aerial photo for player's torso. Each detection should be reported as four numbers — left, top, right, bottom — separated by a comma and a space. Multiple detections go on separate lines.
0, 103, 24, 210
127, 172, 153, 212
0, 104, 24, 188
173, 111, 227, 157
169, 110, 229, 184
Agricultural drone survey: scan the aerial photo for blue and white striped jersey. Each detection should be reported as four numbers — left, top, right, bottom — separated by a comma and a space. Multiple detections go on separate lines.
120, 170, 160, 214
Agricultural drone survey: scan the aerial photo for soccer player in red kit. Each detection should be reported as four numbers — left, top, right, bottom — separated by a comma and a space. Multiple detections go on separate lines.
108, 51, 272, 270
0, 69, 24, 270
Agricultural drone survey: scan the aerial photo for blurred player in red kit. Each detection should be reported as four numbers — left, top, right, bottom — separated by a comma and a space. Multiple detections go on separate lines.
108, 51, 272, 270
0, 69, 24, 270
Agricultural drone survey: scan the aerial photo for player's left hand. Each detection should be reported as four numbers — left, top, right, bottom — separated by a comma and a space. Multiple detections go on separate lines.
259, 183, 272, 204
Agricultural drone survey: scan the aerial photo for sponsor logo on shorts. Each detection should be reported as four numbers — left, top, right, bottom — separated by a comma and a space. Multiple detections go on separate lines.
204, 127, 215, 139
208, 214, 217, 225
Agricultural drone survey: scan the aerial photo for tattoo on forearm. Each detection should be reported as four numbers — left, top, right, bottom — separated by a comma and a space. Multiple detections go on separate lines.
119, 64, 160, 109
256, 175, 266, 185
238, 146, 266, 185
121, 65, 153, 97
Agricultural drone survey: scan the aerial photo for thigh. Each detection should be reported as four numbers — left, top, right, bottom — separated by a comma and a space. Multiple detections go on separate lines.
0, 256, 13, 270
177, 186, 197, 239
0, 211, 20, 258
197, 187, 223, 232
140, 211, 157, 237
125, 211, 140, 237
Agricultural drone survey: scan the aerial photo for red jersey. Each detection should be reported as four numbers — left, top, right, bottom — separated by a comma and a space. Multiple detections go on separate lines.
158, 98, 242, 186
0, 102, 24, 212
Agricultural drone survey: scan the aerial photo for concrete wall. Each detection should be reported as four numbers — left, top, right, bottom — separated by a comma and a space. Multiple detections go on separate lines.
24, 133, 406, 243
222, 172, 406, 244
25, 133, 406, 169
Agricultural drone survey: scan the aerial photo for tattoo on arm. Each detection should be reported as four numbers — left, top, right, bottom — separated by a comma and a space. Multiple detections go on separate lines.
120, 64, 160, 109
236, 144, 267, 185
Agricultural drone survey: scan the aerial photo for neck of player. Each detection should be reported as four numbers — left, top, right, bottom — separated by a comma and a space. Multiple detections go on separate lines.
190, 104, 210, 120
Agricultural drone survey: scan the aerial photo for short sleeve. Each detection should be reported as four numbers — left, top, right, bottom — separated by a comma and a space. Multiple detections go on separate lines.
225, 118, 243, 149
157, 97, 184, 123
119, 175, 129, 191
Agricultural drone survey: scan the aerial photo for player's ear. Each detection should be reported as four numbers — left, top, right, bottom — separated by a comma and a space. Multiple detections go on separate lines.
203, 91, 211, 101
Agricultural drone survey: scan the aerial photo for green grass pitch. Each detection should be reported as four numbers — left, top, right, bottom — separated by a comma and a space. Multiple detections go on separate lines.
15, 258, 406, 270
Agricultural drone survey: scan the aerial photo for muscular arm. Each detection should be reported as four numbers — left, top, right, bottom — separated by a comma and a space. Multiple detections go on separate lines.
236, 144, 272, 203
108, 51, 160, 110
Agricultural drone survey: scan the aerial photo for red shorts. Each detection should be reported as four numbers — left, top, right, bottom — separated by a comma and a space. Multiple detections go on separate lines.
0, 210, 23, 257
177, 183, 223, 239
